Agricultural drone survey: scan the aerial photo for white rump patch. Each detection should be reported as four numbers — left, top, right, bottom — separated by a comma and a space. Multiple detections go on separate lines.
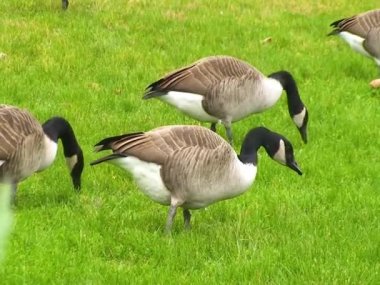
66, 155, 78, 171
110, 156, 171, 205
38, 135, 58, 171
159, 91, 219, 122
339, 32, 370, 57
273, 139, 286, 165
293, 107, 306, 128
0, 160, 4, 167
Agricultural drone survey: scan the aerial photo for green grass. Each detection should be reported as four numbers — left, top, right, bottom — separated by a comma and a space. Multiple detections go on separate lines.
0, 0, 379, 283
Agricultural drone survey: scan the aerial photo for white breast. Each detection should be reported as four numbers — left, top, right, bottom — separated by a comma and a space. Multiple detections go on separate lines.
159, 91, 220, 123
339, 32, 371, 57
38, 135, 58, 171
259, 78, 284, 110
110, 156, 171, 205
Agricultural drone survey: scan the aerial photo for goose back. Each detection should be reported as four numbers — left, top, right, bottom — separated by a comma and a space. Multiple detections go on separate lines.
97, 125, 226, 165
146, 56, 263, 96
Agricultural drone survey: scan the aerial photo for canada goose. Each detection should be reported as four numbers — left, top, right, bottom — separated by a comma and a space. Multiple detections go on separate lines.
90, 125, 302, 232
62, 0, 69, 9
329, 9, 380, 69
143, 56, 309, 145
0, 105, 84, 201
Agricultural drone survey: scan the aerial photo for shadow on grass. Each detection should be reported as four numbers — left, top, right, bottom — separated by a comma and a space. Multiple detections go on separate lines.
13, 191, 78, 210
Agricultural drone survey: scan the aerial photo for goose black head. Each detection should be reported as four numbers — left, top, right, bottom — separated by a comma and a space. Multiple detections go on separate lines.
42, 117, 84, 190
268, 70, 309, 144
239, 127, 302, 175
66, 148, 84, 190
263, 131, 303, 175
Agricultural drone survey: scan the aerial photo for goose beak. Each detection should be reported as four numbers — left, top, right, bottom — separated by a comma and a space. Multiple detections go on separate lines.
288, 160, 302, 175
298, 125, 307, 144
69, 151, 84, 191
71, 173, 81, 190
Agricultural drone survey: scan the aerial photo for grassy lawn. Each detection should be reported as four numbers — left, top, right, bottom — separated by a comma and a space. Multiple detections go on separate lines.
0, 0, 379, 283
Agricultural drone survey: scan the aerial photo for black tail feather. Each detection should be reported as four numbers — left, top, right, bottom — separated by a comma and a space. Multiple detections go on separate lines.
330, 18, 346, 27
143, 90, 167, 99
143, 78, 168, 99
90, 153, 126, 166
94, 132, 144, 152
327, 18, 347, 36
327, 29, 340, 36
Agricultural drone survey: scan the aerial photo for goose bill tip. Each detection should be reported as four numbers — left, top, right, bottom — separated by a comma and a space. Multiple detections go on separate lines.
288, 161, 302, 176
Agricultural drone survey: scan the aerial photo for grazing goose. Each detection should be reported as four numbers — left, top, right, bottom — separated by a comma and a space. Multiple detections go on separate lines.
329, 9, 380, 69
90, 125, 302, 232
143, 56, 309, 144
0, 105, 84, 201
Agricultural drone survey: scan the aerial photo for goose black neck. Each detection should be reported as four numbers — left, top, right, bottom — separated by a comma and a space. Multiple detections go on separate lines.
42, 117, 81, 157
268, 70, 304, 116
238, 127, 270, 165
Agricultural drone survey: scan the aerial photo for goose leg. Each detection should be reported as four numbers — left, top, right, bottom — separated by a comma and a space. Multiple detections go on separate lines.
10, 183, 17, 205
62, 0, 69, 9
226, 127, 233, 145
222, 121, 233, 145
165, 204, 178, 234
210, 123, 217, 132
183, 209, 191, 230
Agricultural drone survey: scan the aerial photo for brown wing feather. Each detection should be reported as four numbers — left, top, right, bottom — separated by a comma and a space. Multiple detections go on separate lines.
0, 105, 42, 162
332, 9, 380, 37
94, 125, 227, 165
144, 56, 260, 97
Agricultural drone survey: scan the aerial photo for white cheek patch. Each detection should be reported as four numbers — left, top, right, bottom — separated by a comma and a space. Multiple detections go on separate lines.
293, 107, 306, 128
273, 139, 286, 165
66, 155, 78, 171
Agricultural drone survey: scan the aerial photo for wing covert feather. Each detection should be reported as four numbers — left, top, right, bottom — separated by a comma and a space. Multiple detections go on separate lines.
105, 125, 228, 165
0, 105, 42, 161
146, 56, 262, 96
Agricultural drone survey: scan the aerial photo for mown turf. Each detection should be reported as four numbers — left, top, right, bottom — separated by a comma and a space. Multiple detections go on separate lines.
0, 0, 379, 284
